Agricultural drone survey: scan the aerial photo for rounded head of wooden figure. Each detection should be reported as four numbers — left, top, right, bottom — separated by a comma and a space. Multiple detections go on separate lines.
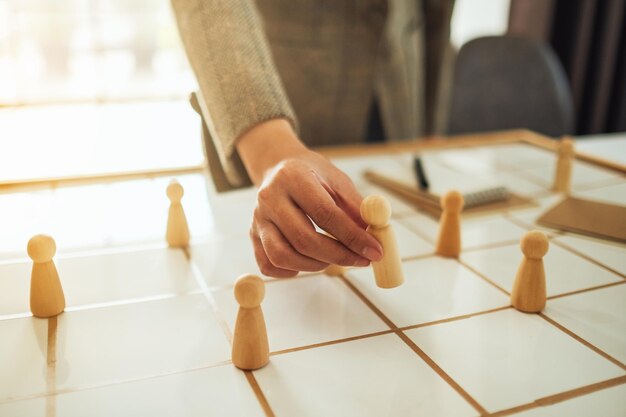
27, 234, 56, 263
559, 138, 575, 156
166, 180, 184, 203
520, 231, 549, 259
441, 190, 464, 213
360, 195, 391, 227
234, 274, 265, 308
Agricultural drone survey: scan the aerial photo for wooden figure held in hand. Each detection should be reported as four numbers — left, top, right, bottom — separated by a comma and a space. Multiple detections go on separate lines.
360, 195, 404, 289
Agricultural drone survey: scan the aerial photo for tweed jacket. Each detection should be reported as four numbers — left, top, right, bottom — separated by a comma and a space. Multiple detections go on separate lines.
171, 0, 454, 190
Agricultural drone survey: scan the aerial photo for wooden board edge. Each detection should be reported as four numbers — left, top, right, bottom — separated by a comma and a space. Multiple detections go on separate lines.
520, 131, 626, 174
316, 129, 533, 158
0, 165, 208, 194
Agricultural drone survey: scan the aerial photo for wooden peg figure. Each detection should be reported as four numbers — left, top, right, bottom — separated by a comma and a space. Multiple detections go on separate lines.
553, 137, 575, 193
323, 264, 346, 277
511, 231, 549, 313
232, 274, 270, 370
27, 235, 65, 318
435, 191, 464, 258
360, 195, 404, 288
166, 180, 190, 248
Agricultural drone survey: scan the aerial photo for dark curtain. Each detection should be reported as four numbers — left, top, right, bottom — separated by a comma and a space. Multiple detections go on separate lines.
509, 0, 626, 134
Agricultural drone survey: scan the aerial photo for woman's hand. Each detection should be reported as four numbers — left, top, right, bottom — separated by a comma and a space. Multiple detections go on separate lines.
236, 119, 383, 278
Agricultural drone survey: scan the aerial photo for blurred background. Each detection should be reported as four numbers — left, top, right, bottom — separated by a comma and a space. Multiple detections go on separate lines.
0, 0, 194, 103
0, 0, 624, 183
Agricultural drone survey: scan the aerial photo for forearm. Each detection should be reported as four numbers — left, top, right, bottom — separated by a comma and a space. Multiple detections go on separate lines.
171, 0, 298, 187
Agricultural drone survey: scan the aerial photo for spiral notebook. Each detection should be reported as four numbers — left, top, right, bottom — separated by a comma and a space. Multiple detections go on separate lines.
364, 156, 510, 209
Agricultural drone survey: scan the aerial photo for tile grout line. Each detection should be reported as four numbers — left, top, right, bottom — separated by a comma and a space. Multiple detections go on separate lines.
398, 306, 512, 332
394, 330, 489, 415
533, 375, 626, 406
504, 215, 564, 237
338, 275, 489, 416
547, 280, 626, 300
0, 240, 171, 266
487, 375, 626, 417
269, 330, 396, 357
0, 360, 234, 405
46, 316, 58, 417
244, 372, 275, 417
0, 290, 206, 322
549, 239, 626, 280
459, 245, 626, 373
395, 217, 436, 244
182, 247, 233, 343
461, 239, 524, 254
14, 236, 618, 411
182, 246, 276, 417
337, 276, 398, 330
571, 176, 626, 192
456, 258, 511, 297
538, 313, 626, 371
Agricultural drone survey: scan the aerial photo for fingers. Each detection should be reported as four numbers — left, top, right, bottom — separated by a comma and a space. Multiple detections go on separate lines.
289, 173, 383, 262
315, 171, 367, 228
258, 220, 329, 272
250, 229, 299, 278
268, 199, 371, 267
249, 156, 385, 275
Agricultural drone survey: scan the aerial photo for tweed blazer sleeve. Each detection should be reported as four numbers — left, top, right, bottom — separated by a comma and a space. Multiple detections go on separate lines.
171, 0, 298, 188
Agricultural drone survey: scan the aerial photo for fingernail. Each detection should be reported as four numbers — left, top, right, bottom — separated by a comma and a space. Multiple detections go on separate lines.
354, 257, 370, 267
362, 246, 383, 262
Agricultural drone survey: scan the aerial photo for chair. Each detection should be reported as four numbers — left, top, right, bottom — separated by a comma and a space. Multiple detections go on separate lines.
446, 36, 574, 137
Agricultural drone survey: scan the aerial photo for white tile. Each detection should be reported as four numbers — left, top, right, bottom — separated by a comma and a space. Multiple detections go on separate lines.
419, 148, 550, 196
553, 234, 626, 275
506, 211, 564, 235
206, 186, 257, 237
391, 219, 433, 259
359, 184, 418, 216
461, 217, 528, 249
0, 318, 48, 401
401, 214, 528, 249
405, 309, 625, 413
545, 285, 626, 364
255, 333, 476, 417
0, 247, 198, 315
461, 242, 623, 297
421, 147, 508, 174
191, 236, 262, 287
479, 143, 556, 169
573, 181, 626, 207
212, 275, 388, 352
576, 134, 626, 167
331, 154, 403, 187
53, 294, 230, 392
0, 175, 213, 256
346, 258, 509, 327
0, 365, 264, 417
521, 161, 623, 190
506, 195, 565, 234
498, 171, 549, 196
398, 212, 440, 243
514, 384, 626, 417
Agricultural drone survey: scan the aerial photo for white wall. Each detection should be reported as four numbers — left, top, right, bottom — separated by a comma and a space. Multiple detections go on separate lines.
451, 0, 511, 50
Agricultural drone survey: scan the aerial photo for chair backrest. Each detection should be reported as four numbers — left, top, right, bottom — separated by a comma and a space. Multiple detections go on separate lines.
447, 36, 574, 137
